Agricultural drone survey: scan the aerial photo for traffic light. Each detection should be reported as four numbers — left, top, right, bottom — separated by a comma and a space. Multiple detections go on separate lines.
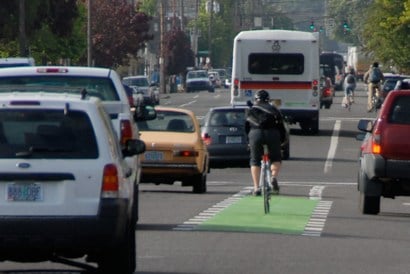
309, 21, 315, 31
343, 21, 350, 33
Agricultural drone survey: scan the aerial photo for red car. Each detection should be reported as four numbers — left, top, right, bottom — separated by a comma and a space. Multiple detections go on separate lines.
357, 88, 410, 214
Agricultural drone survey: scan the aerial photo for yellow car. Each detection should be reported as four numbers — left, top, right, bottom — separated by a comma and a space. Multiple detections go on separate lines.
137, 107, 209, 193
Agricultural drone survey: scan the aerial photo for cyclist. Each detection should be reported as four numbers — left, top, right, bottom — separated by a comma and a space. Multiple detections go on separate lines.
342, 68, 356, 108
245, 90, 286, 196
364, 62, 384, 112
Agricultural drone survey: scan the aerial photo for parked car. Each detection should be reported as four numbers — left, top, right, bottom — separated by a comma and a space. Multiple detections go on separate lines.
356, 89, 410, 215
0, 92, 146, 273
122, 75, 160, 105
201, 105, 290, 168
185, 70, 214, 93
0, 57, 35, 68
137, 106, 209, 193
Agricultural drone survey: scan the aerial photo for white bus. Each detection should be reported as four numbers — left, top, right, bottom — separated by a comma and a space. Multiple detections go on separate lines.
230, 29, 320, 134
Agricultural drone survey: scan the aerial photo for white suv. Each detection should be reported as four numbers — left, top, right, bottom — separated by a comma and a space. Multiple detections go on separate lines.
0, 66, 156, 192
0, 92, 145, 273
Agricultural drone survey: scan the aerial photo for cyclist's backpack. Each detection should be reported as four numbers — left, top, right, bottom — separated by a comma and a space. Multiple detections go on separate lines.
369, 67, 381, 83
346, 74, 355, 84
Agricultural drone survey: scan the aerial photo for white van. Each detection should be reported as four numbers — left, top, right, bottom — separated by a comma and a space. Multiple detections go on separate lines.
230, 30, 320, 133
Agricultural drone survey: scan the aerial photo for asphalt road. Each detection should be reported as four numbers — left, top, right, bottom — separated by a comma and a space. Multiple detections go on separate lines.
3, 83, 410, 274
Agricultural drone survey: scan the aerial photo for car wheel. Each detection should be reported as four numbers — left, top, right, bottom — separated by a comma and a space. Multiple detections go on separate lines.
359, 192, 380, 215
300, 120, 319, 135
97, 219, 136, 273
192, 173, 207, 193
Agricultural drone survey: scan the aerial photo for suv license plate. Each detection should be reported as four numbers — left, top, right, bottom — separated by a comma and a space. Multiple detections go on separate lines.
226, 136, 242, 144
7, 183, 43, 202
144, 151, 164, 161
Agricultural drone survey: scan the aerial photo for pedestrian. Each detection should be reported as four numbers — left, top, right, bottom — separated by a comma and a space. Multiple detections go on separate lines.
245, 90, 286, 196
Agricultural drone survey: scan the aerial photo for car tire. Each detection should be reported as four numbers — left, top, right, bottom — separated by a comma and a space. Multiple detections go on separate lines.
300, 119, 319, 135
192, 173, 207, 193
359, 192, 380, 215
97, 218, 136, 273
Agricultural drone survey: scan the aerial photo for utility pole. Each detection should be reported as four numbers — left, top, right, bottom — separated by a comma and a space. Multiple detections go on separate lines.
207, 0, 214, 67
159, 0, 167, 94
18, 0, 27, 56
87, 0, 92, 67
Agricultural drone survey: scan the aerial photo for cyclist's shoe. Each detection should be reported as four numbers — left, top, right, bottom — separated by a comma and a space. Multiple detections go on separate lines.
252, 188, 261, 196
271, 177, 280, 194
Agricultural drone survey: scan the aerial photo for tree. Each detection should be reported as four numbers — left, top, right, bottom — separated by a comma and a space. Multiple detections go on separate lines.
362, 0, 410, 73
91, 0, 153, 68
0, 0, 82, 62
165, 28, 195, 75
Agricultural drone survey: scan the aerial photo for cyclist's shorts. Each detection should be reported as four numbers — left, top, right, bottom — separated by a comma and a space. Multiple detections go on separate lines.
248, 128, 282, 166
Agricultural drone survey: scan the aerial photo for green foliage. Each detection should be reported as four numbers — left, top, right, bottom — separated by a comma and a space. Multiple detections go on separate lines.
362, 0, 410, 73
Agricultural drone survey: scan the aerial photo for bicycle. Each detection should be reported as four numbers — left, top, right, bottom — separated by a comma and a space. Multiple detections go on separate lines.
259, 144, 272, 214
369, 83, 382, 112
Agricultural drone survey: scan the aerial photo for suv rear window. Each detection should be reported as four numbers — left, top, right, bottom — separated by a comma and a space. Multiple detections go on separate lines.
248, 53, 304, 75
389, 96, 410, 125
0, 76, 120, 101
0, 110, 98, 159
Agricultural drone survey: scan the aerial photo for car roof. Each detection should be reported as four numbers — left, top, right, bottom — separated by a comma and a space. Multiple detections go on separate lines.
123, 75, 148, 80
209, 105, 249, 111
0, 91, 101, 103
0, 66, 113, 77
154, 106, 195, 115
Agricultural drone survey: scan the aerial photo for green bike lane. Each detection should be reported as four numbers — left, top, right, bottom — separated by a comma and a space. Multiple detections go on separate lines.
174, 186, 333, 236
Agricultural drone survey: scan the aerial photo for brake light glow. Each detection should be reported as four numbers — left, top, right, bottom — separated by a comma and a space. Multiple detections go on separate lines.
371, 134, 381, 154
202, 133, 212, 145
120, 120, 133, 145
312, 79, 319, 92
102, 164, 119, 197
173, 150, 198, 157
36, 68, 69, 73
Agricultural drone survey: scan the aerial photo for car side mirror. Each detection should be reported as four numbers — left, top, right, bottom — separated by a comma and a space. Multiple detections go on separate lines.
123, 139, 146, 157
357, 119, 373, 132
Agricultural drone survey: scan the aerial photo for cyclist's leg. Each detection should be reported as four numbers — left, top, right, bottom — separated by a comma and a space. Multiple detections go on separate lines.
249, 129, 263, 195
367, 83, 375, 111
266, 130, 282, 193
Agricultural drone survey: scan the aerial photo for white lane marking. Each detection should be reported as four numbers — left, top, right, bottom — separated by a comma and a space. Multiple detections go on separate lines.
179, 100, 197, 107
324, 120, 341, 174
173, 188, 250, 231
303, 186, 333, 237
207, 181, 356, 186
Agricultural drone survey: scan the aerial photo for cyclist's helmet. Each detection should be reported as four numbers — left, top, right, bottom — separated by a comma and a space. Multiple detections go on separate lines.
255, 89, 270, 102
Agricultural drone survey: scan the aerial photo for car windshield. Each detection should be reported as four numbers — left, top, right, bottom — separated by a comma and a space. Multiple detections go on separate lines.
188, 71, 207, 79
137, 110, 194, 133
0, 109, 98, 159
208, 109, 246, 126
0, 76, 120, 101
123, 77, 149, 87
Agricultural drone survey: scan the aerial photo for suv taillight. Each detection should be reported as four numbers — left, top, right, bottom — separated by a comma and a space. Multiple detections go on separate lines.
120, 120, 133, 146
371, 133, 381, 154
102, 164, 119, 198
